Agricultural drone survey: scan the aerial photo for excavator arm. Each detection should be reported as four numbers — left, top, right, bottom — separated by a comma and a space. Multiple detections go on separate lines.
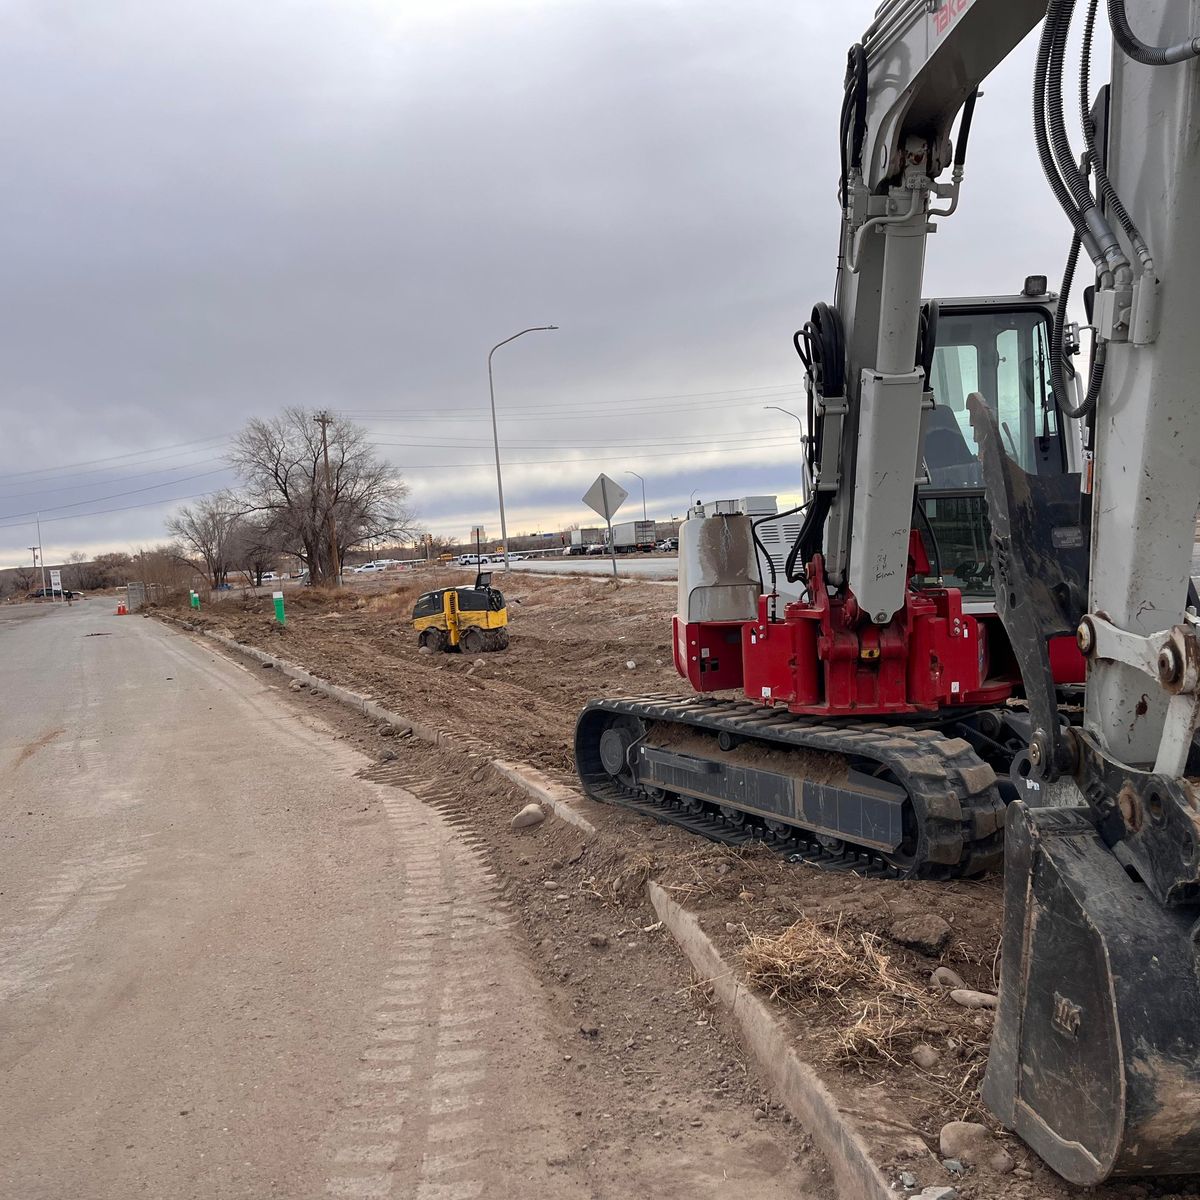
811, 0, 1200, 1183
812, 0, 1046, 621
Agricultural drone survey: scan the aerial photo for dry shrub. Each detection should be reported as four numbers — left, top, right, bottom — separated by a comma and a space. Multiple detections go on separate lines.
743, 916, 933, 1070
829, 999, 924, 1068
743, 916, 918, 1006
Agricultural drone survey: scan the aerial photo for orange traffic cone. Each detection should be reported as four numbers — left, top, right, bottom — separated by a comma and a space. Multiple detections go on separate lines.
116, 601, 127, 615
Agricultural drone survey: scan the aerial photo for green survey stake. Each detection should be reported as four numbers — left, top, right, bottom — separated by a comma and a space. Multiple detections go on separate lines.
273, 590, 285, 625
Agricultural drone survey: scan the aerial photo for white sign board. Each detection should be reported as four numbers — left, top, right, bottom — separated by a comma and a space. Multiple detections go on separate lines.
582, 474, 628, 522
49, 569, 62, 594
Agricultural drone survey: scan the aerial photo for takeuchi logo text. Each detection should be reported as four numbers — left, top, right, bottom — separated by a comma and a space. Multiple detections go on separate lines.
933, 0, 972, 37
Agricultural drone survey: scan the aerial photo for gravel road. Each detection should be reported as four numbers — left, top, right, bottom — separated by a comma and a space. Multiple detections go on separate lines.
0, 600, 827, 1199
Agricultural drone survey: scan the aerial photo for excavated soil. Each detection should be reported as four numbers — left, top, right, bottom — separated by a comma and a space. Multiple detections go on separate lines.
163, 577, 1200, 1200
174, 572, 678, 775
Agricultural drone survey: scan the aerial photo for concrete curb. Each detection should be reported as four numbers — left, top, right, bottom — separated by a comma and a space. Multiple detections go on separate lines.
647, 880, 926, 1200
159, 615, 598, 836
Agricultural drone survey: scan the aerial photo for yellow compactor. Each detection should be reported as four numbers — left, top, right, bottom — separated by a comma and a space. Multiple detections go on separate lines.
412, 572, 509, 653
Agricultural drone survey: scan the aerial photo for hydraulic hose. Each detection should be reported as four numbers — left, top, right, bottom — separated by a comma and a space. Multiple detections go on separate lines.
1047, 1, 1096, 220
954, 91, 978, 168
1052, 231, 1101, 420
1081, 0, 1153, 271
1034, 2, 1099, 259
1109, 0, 1200, 65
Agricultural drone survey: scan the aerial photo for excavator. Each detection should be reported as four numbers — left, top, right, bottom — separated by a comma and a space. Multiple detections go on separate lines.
575, 0, 1200, 1184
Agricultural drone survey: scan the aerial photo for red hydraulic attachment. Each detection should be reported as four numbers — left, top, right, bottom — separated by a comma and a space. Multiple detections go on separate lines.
673, 531, 1022, 717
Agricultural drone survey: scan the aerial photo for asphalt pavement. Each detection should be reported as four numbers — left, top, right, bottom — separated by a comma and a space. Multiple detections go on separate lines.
0, 600, 588, 1199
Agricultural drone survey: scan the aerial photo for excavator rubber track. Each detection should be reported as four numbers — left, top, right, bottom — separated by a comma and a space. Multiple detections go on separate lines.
575, 695, 1006, 879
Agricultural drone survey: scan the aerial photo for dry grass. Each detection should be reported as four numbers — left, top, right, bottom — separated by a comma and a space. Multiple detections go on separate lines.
742, 916, 934, 1069
743, 916, 920, 1006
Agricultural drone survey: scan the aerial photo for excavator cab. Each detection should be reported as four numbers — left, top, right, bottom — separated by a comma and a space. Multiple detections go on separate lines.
916, 290, 1080, 599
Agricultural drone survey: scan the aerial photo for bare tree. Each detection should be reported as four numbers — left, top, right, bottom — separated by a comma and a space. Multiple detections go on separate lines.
166, 491, 245, 588
230, 513, 280, 586
229, 408, 415, 585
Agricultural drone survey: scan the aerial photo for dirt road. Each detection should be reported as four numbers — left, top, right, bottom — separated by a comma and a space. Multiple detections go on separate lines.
0, 601, 827, 1198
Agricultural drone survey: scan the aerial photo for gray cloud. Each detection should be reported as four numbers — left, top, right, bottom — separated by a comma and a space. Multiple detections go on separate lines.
0, 2, 1083, 564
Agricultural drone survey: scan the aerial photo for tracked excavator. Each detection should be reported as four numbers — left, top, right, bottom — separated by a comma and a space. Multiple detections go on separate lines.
575, 0, 1200, 1182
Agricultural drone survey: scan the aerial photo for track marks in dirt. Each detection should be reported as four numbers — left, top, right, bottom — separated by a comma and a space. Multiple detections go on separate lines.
323, 770, 583, 1200
0, 835, 149, 1006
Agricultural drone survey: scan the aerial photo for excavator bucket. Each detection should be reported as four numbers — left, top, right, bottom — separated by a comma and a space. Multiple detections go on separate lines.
969, 392, 1200, 1181
983, 801, 1200, 1184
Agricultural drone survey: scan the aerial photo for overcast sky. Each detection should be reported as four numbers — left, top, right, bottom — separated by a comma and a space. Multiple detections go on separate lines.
0, 0, 1085, 567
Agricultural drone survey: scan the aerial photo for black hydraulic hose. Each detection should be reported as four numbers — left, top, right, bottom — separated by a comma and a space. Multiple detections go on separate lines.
1081, 0, 1151, 266
1053, 232, 1085, 404
839, 43, 869, 204
753, 502, 811, 617
913, 498, 943, 584
1034, 2, 1096, 255
1109, 0, 1200, 66
786, 490, 832, 585
1047, 1, 1100, 224
953, 91, 978, 168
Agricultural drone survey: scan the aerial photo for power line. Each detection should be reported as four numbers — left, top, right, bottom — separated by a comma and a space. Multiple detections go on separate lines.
0, 487, 227, 532
340, 380, 800, 417
0, 433, 232, 484
368, 431, 790, 452
0, 467, 234, 522
0, 454, 232, 502
375, 442, 799, 470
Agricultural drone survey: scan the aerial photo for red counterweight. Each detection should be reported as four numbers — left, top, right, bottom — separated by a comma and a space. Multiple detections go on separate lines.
674, 531, 1017, 716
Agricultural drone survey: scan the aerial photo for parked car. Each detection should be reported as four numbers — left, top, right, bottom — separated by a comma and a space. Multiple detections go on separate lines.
656, 538, 678, 552
586, 543, 607, 555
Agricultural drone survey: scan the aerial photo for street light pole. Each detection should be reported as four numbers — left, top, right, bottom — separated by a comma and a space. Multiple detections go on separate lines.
35, 512, 47, 599
488, 325, 558, 571
625, 470, 647, 522
763, 406, 813, 500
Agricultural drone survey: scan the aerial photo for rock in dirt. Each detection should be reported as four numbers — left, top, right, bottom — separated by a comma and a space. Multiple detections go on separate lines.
587, 933, 609, 949
289, 679, 305, 691
949, 988, 998, 1010
474, 658, 487, 668
930, 966, 965, 992
511, 801, 544, 830
417, 645, 433, 655
625, 659, 637, 670
510, 803, 545, 830
379, 749, 398, 762
939, 1122, 1014, 1173
890, 913, 952, 955
379, 724, 398, 738
916, 1189, 958, 1200
911, 1043, 940, 1069
261, 661, 274, 669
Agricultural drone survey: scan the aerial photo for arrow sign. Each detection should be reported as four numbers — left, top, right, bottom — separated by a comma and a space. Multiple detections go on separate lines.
582, 474, 628, 522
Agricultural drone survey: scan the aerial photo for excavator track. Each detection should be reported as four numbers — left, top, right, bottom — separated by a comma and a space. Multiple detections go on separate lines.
575, 695, 1006, 879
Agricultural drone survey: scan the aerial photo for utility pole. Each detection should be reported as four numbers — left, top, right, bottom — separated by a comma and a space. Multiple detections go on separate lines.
35, 512, 47, 597
28, 546, 39, 596
314, 411, 341, 587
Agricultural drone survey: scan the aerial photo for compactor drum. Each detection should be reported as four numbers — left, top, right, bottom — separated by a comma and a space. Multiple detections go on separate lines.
412, 574, 509, 653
